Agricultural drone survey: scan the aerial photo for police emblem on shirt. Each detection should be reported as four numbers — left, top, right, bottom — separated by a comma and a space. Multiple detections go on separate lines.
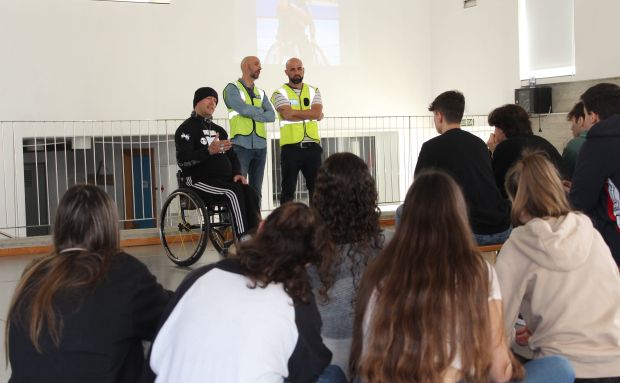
181, 133, 190, 141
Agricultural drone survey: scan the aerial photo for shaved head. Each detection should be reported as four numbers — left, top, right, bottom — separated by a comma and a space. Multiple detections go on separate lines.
240, 56, 261, 81
285, 57, 304, 85
285, 57, 303, 70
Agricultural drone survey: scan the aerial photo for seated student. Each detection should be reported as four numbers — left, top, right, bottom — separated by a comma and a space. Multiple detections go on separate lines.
570, 83, 620, 265
496, 152, 620, 382
487, 103, 563, 197
310, 152, 392, 373
145, 203, 346, 383
6, 184, 171, 383
398, 90, 511, 246
349, 170, 574, 383
562, 101, 589, 180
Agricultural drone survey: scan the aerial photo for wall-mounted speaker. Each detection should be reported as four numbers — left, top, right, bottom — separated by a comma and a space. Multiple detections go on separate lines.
515, 87, 552, 114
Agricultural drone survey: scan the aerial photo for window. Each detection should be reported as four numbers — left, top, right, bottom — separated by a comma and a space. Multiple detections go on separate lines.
518, 0, 575, 80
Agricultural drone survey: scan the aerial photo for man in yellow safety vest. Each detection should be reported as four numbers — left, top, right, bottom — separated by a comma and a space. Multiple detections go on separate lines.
271, 57, 324, 205
223, 56, 275, 206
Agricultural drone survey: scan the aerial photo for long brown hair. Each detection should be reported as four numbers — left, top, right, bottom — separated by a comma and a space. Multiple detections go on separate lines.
237, 202, 333, 303
6, 184, 121, 355
504, 151, 571, 226
312, 152, 382, 299
349, 170, 493, 383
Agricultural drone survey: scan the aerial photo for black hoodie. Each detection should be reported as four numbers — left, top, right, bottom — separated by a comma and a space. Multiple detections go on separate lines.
570, 114, 620, 264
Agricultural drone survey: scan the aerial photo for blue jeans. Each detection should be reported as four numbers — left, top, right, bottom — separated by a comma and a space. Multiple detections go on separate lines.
395, 204, 404, 227
396, 203, 512, 247
474, 226, 512, 246
316, 365, 348, 383
285, 364, 347, 383
451, 355, 574, 383
234, 145, 267, 205
521, 355, 575, 383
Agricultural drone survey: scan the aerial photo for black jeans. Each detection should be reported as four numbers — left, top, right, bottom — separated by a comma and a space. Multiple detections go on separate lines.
280, 143, 322, 205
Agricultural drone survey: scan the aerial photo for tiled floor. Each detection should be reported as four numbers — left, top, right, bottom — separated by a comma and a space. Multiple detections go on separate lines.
0, 242, 223, 382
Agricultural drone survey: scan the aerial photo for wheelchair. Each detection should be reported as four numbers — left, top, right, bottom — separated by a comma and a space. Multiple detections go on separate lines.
159, 172, 236, 266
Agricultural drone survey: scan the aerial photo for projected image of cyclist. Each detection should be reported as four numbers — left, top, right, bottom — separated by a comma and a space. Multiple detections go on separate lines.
257, 0, 339, 66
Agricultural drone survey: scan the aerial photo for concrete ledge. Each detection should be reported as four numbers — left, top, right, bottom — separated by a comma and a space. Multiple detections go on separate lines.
0, 217, 398, 257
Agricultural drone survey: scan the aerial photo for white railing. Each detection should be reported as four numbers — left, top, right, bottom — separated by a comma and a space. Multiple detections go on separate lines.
0, 116, 494, 238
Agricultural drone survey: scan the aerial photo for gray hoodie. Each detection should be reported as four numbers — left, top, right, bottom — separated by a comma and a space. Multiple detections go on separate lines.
495, 212, 620, 378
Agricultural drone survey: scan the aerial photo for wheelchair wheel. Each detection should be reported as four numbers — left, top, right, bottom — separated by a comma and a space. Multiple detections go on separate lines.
160, 189, 209, 266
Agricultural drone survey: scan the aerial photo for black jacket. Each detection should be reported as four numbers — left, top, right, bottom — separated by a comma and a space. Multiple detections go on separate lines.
492, 134, 563, 197
570, 114, 620, 264
415, 128, 511, 235
9, 253, 171, 383
175, 114, 241, 182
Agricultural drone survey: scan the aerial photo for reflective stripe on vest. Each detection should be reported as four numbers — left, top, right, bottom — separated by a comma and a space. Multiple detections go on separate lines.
273, 84, 320, 146
227, 81, 267, 139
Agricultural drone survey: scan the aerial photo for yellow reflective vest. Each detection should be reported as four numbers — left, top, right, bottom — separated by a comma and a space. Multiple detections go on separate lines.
226, 81, 267, 139
271, 84, 320, 146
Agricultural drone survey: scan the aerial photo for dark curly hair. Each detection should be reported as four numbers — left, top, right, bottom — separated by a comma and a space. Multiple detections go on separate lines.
312, 152, 383, 301
488, 103, 533, 137
236, 202, 333, 304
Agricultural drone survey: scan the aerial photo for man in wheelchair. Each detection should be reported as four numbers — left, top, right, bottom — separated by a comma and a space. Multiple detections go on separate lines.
175, 87, 260, 241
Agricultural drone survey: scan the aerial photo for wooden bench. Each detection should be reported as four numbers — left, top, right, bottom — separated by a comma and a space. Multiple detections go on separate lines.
478, 243, 503, 264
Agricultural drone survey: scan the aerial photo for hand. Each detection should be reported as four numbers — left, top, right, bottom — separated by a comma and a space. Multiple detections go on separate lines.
317, 112, 324, 121
208, 134, 232, 155
487, 133, 498, 153
233, 175, 248, 184
562, 180, 572, 193
515, 325, 532, 346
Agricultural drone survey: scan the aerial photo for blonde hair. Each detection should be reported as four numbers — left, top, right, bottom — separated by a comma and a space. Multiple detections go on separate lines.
504, 151, 571, 226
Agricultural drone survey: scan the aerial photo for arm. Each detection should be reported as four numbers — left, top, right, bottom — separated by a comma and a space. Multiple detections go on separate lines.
414, 142, 431, 176
570, 140, 607, 212
175, 123, 210, 166
227, 144, 241, 176
277, 103, 323, 121
494, 241, 529, 340
215, 125, 241, 176
491, 142, 518, 195
254, 92, 276, 123
130, 258, 173, 340
488, 299, 524, 383
223, 83, 265, 119
287, 298, 332, 383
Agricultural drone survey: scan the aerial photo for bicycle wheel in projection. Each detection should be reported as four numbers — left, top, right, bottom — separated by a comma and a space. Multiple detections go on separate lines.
159, 189, 208, 266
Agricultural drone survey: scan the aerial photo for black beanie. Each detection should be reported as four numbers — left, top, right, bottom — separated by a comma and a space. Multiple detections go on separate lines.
193, 87, 219, 108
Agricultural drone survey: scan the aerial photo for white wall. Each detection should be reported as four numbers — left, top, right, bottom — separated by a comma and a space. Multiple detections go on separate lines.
429, 0, 620, 115
0, 0, 432, 121
572, 0, 620, 83
430, 0, 520, 115
1, 1, 619, 121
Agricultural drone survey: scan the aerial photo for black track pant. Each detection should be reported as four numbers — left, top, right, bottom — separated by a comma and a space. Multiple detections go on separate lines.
184, 176, 260, 237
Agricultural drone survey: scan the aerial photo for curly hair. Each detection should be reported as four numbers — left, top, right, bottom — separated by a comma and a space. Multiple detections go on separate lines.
312, 152, 382, 300
488, 103, 533, 137
237, 202, 333, 304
